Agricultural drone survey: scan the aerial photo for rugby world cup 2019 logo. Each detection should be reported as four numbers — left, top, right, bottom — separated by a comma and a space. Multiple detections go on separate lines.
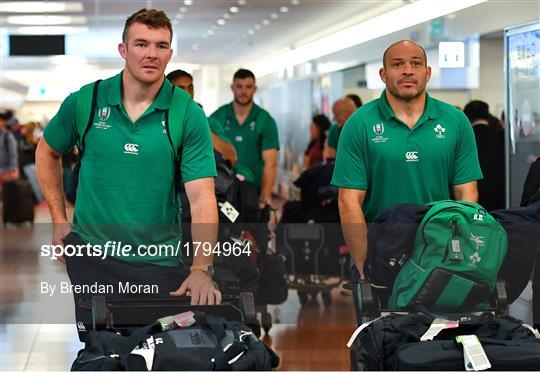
99, 107, 111, 122
371, 122, 389, 143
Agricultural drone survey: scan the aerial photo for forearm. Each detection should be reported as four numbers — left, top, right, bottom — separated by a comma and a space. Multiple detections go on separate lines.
339, 195, 367, 274
189, 192, 218, 266
36, 143, 68, 223
260, 161, 277, 201
211, 133, 237, 166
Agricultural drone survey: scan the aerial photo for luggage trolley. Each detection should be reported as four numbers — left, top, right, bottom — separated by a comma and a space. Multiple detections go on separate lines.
283, 223, 346, 306
90, 292, 258, 332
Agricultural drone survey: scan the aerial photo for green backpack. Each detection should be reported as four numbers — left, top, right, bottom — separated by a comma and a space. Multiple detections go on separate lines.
388, 200, 508, 311
75, 79, 190, 159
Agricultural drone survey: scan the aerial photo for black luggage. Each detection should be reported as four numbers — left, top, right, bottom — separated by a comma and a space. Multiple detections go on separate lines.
2, 179, 34, 224
72, 311, 279, 371
256, 254, 288, 305
349, 312, 540, 371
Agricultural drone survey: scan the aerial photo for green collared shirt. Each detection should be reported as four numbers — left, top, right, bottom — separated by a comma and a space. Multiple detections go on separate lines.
332, 90, 482, 222
210, 102, 279, 187
327, 123, 341, 150
44, 71, 216, 266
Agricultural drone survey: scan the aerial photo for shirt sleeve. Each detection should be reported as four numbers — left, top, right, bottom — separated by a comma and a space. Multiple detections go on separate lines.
452, 112, 484, 185
43, 93, 79, 154
260, 114, 280, 151
331, 115, 368, 190
180, 101, 217, 183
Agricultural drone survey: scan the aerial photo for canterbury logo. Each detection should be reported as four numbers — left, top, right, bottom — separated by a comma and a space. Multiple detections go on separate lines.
405, 151, 419, 161
124, 143, 139, 154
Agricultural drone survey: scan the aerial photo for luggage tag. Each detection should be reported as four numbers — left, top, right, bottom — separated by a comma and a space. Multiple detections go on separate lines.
456, 335, 491, 371
420, 318, 459, 341
447, 239, 464, 261
219, 201, 240, 223
346, 315, 385, 348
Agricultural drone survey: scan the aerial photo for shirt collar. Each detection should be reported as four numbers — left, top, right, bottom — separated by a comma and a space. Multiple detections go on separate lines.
106, 70, 173, 110
377, 89, 438, 122
226, 102, 260, 123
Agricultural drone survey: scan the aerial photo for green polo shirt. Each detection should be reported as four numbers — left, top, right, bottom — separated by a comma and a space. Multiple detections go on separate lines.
327, 123, 342, 150
44, 71, 216, 266
208, 116, 231, 143
332, 90, 482, 223
210, 103, 279, 187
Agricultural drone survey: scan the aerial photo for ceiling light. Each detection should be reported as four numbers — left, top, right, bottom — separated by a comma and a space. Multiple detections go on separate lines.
207, 29, 215, 36
252, 0, 487, 77
184, 0, 193, 5
238, 0, 246, 5
270, 13, 278, 19
254, 24, 261, 30
179, 7, 188, 13
262, 19, 270, 26
280, 6, 289, 13
217, 19, 226, 26
223, 13, 231, 19
7, 15, 74, 25
16, 26, 87, 35
230, 6, 239, 13
247, 29, 255, 35
172, 19, 179, 25
175, 13, 184, 19
291, 0, 300, 5
0, 1, 74, 13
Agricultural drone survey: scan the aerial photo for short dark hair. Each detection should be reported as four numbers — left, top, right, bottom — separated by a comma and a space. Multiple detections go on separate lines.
346, 94, 363, 108
123, 8, 172, 43
166, 69, 193, 82
383, 40, 427, 68
464, 100, 490, 122
233, 68, 255, 82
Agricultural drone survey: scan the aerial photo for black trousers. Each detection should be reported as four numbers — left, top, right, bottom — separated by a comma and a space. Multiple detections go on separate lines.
64, 233, 188, 341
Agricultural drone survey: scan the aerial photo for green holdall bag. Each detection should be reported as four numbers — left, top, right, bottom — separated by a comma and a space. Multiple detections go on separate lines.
388, 200, 508, 311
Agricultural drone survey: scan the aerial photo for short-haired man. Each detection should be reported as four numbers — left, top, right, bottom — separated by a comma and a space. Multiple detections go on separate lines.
332, 40, 482, 281
36, 9, 220, 339
325, 98, 357, 160
167, 69, 237, 166
210, 69, 279, 212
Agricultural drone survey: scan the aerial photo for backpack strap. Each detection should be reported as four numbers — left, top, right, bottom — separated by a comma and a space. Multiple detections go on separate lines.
75, 80, 101, 151
166, 85, 191, 161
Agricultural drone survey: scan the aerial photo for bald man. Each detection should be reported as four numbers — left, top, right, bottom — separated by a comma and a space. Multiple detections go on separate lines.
325, 97, 357, 160
331, 40, 482, 289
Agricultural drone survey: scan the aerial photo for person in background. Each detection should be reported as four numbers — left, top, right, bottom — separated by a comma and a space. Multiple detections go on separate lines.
167, 69, 237, 166
464, 100, 505, 211
346, 93, 363, 109
325, 98, 357, 160
18, 122, 43, 202
0, 110, 20, 185
304, 114, 331, 169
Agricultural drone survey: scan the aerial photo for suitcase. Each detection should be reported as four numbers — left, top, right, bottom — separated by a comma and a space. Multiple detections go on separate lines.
2, 179, 34, 224
348, 311, 540, 371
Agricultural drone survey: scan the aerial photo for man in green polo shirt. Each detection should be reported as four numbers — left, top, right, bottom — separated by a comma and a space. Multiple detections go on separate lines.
166, 69, 237, 167
36, 9, 220, 339
210, 69, 279, 211
332, 40, 482, 280
325, 97, 357, 160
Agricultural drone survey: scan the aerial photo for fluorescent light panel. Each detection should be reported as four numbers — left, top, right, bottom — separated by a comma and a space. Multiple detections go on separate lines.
16, 26, 88, 35
0, 2, 83, 13
253, 0, 487, 77
7, 15, 86, 26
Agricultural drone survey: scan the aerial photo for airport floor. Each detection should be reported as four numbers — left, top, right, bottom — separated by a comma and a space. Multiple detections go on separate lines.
0, 203, 357, 371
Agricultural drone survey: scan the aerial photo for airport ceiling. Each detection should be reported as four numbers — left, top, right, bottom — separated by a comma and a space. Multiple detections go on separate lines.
1, 0, 406, 65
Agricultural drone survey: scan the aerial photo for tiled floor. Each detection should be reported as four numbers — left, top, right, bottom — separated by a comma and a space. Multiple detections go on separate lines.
1, 204, 357, 371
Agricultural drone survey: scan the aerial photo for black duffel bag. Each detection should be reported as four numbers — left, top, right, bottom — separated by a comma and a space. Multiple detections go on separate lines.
349, 312, 540, 371
71, 312, 279, 371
